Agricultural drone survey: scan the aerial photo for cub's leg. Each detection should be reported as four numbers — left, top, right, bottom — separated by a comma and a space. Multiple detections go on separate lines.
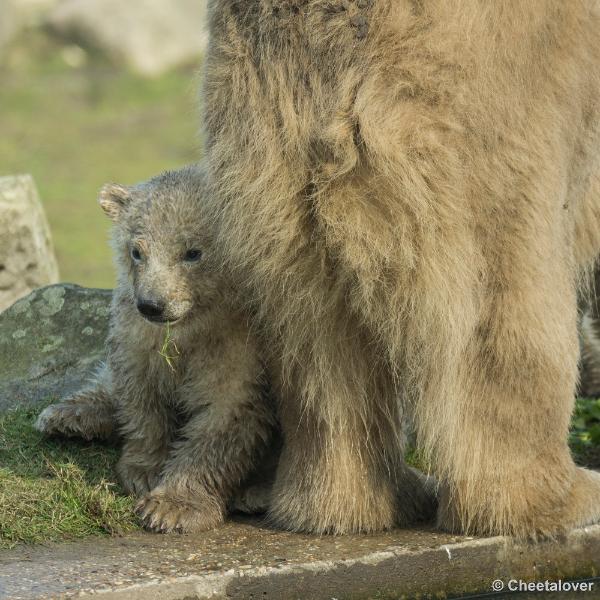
116, 383, 175, 498
229, 430, 282, 515
35, 365, 115, 440
136, 381, 274, 533
424, 251, 600, 537
229, 481, 273, 515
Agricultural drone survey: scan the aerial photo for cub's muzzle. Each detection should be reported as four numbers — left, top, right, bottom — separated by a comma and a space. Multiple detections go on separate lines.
137, 298, 167, 323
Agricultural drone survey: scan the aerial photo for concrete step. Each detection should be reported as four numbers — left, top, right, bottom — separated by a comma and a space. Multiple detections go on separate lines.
1, 518, 599, 599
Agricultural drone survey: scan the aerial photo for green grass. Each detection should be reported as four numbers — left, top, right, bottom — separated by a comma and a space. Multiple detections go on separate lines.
0, 32, 199, 288
0, 403, 139, 549
571, 397, 600, 469
1, 397, 597, 550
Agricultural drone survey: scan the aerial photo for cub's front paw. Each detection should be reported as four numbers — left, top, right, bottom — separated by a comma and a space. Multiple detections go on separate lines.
136, 486, 224, 533
116, 459, 162, 497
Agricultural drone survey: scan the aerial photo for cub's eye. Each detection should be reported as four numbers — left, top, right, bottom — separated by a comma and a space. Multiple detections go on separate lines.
183, 249, 202, 262
131, 247, 142, 261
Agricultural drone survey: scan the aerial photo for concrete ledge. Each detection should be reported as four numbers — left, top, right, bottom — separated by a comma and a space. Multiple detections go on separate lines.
1, 519, 600, 599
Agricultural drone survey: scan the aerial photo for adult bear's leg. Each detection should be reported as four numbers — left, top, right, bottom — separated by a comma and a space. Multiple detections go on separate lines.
418, 234, 600, 538
267, 333, 436, 534
202, 106, 438, 533
576, 172, 600, 396
579, 264, 600, 398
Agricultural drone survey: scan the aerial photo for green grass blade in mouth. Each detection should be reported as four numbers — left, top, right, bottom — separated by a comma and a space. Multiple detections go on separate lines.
158, 321, 180, 371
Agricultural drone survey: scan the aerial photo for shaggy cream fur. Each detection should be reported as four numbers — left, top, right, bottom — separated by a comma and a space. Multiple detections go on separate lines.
201, 0, 600, 537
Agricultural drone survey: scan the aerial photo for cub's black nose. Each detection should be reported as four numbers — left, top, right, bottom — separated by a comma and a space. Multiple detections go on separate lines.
137, 298, 165, 320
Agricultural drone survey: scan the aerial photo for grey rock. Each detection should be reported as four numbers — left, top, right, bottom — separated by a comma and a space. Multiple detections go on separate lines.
0, 175, 59, 312
49, 0, 208, 77
0, 283, 111, 412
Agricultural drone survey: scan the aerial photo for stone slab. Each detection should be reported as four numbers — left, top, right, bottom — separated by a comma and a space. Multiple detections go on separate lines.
1, 519, 599, 599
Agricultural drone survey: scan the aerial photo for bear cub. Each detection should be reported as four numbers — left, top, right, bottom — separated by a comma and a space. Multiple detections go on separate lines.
36, 164, 275, 532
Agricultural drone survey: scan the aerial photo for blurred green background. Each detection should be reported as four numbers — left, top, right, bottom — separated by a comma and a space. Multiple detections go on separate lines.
0, 33, 199, 288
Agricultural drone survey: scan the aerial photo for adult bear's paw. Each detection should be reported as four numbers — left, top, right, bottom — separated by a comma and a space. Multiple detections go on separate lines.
437, 466, 600, 538
136, 485, 225, 533
560, 467, 600, 533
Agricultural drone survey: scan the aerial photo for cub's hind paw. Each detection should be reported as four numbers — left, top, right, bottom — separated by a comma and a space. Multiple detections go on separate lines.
35, 401, 114, 441
136, 486, 224, 533
230, 481, 272, 514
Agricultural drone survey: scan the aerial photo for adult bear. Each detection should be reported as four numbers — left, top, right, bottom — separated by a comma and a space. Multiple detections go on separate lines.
201, 0, 600, 537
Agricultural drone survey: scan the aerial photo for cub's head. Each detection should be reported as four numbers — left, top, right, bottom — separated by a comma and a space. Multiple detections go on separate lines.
99, 164, 222, 325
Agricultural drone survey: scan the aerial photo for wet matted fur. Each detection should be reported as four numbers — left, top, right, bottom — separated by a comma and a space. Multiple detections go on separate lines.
201, 0, 600, 537
36, 165, 276, 532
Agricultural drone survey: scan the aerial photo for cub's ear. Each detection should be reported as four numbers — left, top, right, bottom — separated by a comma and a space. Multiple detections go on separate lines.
98, 183, 131, 221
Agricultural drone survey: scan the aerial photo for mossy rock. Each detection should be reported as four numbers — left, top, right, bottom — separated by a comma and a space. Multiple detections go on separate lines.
0, 283, 111, 412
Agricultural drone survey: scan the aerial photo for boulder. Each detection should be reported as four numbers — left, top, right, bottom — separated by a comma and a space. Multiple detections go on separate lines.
0, 283, 111, 412
7, 0, 61, 25
0, 175, 59, 312
0, 0, 60, 56
49, 0, 208, 77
